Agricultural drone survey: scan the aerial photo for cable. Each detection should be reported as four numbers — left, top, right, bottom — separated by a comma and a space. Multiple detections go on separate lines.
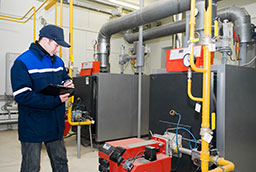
170, 111, 198, 171
171, 113, 181, 172
165, 127, 198, 149
179, 127, 197, 150
133, 150, 145, 163
241, 55, 256, 67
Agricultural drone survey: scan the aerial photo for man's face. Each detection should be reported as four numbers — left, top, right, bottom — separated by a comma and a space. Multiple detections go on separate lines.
45, 39, 60, 56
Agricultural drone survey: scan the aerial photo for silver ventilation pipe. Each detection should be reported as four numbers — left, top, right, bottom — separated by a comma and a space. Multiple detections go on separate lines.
125, 0, 217, 45
173, 13, 183, 48
97, 0, 191, 72
123, 20, 186, 44
218, 6, 252, 65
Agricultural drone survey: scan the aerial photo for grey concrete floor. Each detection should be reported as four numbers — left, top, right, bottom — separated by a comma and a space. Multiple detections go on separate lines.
0, 130, 98, 172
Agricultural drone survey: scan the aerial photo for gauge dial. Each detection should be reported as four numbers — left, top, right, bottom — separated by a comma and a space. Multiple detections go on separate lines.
183, 53, 196, 67
183, 53, 191, 67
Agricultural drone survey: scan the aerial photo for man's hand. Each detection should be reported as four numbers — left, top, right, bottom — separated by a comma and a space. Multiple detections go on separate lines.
59, 93, 70, 103
64, 80, 74, 88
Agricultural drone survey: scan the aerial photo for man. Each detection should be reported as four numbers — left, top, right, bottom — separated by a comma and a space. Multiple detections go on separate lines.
11, 24, 74, 172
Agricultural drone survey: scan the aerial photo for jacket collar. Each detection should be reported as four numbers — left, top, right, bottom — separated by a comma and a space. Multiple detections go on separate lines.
29, 41, 57, 61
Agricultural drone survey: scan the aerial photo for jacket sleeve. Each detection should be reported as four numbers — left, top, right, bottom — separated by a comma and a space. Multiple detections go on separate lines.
61, 63, 74, 97
62, 64, 71, 82
11, 60, 62, 109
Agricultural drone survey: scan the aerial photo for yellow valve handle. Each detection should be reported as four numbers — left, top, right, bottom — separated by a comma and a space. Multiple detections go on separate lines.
211, 112, 216, 130
191, 38, 200, 43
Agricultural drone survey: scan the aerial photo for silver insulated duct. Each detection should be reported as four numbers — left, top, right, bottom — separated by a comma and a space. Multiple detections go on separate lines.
218, 6, 251, 43
123, 20, 186, 44
218, 6, 252, 65
97, 0, 191, 72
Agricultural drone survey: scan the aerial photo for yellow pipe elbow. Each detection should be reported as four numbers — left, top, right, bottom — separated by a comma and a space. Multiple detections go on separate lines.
210, 156, 235, 172
189, 45, 206, 73
67, 103, 93, 126
44, 0, 58, 11
0, 7, 34, 20
187, 80, 203, 102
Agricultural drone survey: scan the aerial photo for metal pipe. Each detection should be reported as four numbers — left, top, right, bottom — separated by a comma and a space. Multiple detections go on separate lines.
222, 51, 228, 64
137, 68, 142, 138
179, 147, 192, 156
89, 124, 93, 148
173, 13, 183, 48
200, 0, 213, 170
137, 0, 144, 139
0, 7, 36, 42
0, 0, 48, 20
55, 2, 57, 25
239, 43, 247, 65
98, 0, 191, 72
210, 156, 235, 172
33, 7, 36, 43
218, 6, 251, 43
0, 119, 18, 125
62, 1, 113, 15
123, 6, 243, 45
0, 0, 57, 42
77, 124, 81, 158
44, 0, 58, 10
218, 6, 252, 65
60, 0, 63, 58
123, 20, 186, 44
67, 0, 92, 126
195, 0, 205, 44
184, 11, 190, 46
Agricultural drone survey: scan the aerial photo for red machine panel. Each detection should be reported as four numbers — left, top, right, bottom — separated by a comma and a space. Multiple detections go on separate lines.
166, 45, 213, 72
98, 138, 171, 172
80, 61, 100, 76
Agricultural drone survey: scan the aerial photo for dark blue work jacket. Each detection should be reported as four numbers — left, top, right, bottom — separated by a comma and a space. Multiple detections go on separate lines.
11, 43, 70, 142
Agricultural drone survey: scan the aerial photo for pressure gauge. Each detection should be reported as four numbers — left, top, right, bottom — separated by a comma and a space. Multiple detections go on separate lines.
92, 39, 97, 46
183, 53, 196, 67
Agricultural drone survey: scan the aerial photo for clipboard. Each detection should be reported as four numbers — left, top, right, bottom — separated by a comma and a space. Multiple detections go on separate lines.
39, 84, 74, 96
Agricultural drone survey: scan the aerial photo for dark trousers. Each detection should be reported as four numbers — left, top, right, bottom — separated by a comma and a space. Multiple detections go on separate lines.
20, 139, 68, 172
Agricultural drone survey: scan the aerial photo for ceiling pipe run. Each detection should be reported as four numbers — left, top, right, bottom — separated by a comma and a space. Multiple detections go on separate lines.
123, 5, 251, 57
97, 0, 226, 72
97, 0, 191, 72
123, 20, 186, 44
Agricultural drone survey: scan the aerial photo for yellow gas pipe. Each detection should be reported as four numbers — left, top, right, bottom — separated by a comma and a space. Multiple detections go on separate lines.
0, 7, 36, 42
67, 0, 92, 126
188, 0, 235, 171
188, 0, 212, 171
209, 156, 235, 172
59, 0, 63, 58
0, 0, 48, 20
55, 2, 57, 25
44, 0, 58, 11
